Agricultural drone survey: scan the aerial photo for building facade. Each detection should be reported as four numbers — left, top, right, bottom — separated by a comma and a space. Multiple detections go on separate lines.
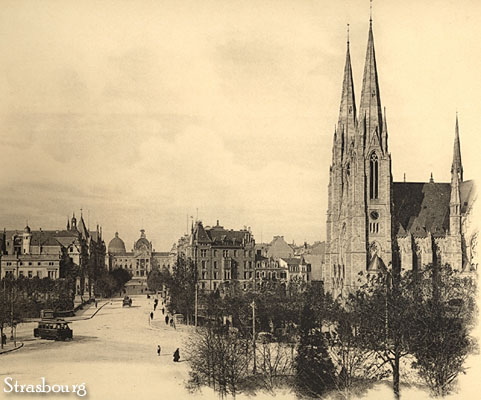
325, 19, 476, 298
177, 220, 256, 291
0, 213, 106, 299
107, 229, 173, 276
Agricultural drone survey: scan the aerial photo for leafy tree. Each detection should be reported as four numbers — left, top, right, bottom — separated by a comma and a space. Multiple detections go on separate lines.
167, 255, 197, 323
406, 264, 477, 396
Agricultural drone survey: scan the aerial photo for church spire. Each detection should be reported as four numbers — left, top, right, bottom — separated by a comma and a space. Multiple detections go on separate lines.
359, 14, 383, 149
337, 24, 357, 154
451, 113, 463, 182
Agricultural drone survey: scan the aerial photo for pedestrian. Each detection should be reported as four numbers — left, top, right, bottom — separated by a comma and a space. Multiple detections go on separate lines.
1, 333, 6, 346
154, 304, 157, 311
170, 318, 173, 327
95, 300, 98, 308
165, 315, 169, 325
150, 312, 154, 320
162, 307, 164, 315
173, 348, 180, 362
157, 345, 161, 356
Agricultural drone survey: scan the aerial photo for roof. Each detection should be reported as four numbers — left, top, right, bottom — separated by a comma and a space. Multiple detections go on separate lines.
280, 257, 301, 266
109, 232, 126, 254
393, 180, 476, 236
194, 222, 251, 247
393, 182, 451, 236
460, 180, 476, 213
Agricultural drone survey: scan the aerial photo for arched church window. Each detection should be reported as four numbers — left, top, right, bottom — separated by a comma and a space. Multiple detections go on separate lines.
369, 152, 379, 199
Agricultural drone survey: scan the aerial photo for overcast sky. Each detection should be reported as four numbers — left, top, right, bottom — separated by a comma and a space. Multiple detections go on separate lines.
0, 0, 479, 251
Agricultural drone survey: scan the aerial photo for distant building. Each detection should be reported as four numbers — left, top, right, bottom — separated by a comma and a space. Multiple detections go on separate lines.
107, 229, 173, 276
177, 220, 256, 291
255, 236, 294, 260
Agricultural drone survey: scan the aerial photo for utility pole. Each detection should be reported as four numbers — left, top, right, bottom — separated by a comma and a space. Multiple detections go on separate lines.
251, 300, 256, 374
194, 282, 198, 329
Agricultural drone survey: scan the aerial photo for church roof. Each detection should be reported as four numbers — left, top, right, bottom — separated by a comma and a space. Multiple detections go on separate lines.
393, 180, 475, 236
393, 182, 450, 235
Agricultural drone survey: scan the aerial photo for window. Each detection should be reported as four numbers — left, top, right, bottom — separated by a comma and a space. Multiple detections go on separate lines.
28, 271, 33, 278
28, 262, 32, 266
370, 152, 379, 199
213, 250, 217, 257
233, 250, 237, 257
37, 262, 41, 266
248, 261, 252, 269
48, 271, 55, 279
201, 260, 207, 269
223, 250, 229, 258
244, 271, 248, 279
202, 271, 207, 279
213, 271, 218, 280
19, 271, 24, 277
213, 261, 218, 269
200, 249, 207, 257
201, 282, 206, 289
224, 271, 231, 280
213, 282, 217, 290
37, 271, 42, 278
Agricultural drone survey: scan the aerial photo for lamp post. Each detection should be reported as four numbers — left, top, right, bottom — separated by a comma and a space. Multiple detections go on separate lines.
251, 300, 256, 374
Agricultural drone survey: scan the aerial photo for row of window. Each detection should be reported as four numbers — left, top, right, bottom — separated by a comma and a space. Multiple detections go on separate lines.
4, 261, 57, 266
200, 260, 254, 269
4, 270, 57, 279
199, 249, 254, 258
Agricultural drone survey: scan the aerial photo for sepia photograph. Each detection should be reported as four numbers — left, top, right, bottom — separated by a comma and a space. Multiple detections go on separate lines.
0, 0, 479, 399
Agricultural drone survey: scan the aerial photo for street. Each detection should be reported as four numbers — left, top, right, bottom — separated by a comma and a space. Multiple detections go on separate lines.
1, 296, 194, 399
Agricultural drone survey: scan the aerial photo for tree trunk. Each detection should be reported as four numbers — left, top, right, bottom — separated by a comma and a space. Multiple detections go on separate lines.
393, 350, 400, 400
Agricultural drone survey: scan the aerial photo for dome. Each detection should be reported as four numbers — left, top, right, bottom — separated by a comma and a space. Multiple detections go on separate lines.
134, 229, 151, 251
108, 232, 126, 254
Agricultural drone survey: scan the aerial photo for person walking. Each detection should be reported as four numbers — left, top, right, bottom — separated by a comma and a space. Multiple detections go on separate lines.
150, 312, 154, 320
173, 348, 180, 362
161, 307, 164, 315
157, 345, 161, 356
165, 315, 169, 325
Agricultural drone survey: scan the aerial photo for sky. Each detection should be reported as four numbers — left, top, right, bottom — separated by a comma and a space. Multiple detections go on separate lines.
0, 0, 480, 252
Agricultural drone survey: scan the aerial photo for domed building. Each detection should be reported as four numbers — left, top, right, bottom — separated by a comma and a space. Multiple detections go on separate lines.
107, 229, 175, 295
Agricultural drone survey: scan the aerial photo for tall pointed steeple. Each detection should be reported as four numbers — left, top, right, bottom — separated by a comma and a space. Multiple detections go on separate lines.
451, 113, 463, 182
338, 24, 357, 154
359, 17, 383, 149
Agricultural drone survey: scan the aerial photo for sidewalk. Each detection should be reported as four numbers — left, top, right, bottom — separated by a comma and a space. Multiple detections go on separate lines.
0, 341, 24, 355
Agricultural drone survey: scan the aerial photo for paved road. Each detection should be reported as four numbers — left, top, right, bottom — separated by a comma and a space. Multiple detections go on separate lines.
1, 296, 194, 399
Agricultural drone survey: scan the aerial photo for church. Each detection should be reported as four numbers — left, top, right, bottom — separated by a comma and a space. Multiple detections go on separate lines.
324, 18, 476, 297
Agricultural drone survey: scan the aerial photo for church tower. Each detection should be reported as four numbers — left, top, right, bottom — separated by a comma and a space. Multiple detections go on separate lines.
325, 18, 393, 297
360, 18, 393, 272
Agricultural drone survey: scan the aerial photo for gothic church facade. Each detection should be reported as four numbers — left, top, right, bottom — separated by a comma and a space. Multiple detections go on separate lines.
325, 19, 476, 297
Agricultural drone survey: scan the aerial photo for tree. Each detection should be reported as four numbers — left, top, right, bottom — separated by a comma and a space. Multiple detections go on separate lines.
350, 268, 412, 400
406, 264, 477, 396
167, 255, 196, 323
188, 326, 249, 398
295, 298, 336, 397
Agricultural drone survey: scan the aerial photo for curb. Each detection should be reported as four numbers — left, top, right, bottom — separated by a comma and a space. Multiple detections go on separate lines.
70, 301, 111, 321
0, 342, 24, 355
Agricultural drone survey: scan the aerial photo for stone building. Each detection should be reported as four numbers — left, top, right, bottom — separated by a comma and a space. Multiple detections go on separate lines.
107, 229, 172, 276
325, 18, 476, 298
0, 213, 106, 300
177, 220, 256, 291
